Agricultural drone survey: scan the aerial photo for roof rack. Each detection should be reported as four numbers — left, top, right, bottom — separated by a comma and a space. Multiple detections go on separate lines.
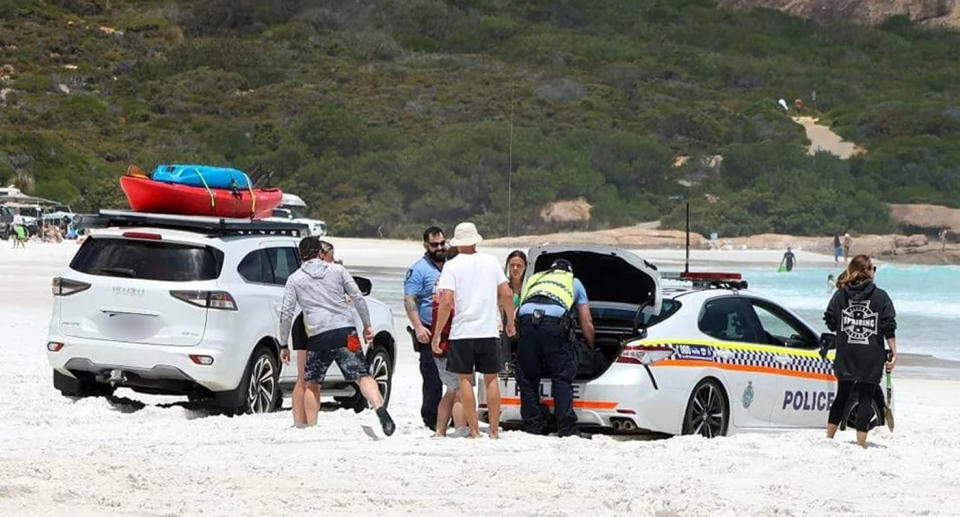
661, 271, 748, 290
75, 210, 310, 238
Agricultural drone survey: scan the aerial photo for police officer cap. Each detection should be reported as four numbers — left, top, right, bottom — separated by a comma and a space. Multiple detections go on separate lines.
550, 259, 573, 272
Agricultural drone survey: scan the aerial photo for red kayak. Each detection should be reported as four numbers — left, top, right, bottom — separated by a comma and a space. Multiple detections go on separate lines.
120, 175, 282, 219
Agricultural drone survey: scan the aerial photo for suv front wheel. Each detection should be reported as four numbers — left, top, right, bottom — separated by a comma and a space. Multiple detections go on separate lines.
235, 347, 280, 414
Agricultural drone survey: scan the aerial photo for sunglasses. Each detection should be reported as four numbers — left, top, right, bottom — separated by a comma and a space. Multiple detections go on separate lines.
427, 241, 446, 249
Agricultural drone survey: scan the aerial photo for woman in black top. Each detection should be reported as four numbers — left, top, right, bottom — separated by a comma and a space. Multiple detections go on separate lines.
824, 255, 898, 447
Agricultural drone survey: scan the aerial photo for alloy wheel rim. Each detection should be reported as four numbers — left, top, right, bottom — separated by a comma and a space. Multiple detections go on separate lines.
690, 384, 724, 438
247, 356, 275, 414
370, 353, 389, 407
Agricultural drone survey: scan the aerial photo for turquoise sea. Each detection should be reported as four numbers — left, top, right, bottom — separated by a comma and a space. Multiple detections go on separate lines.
355, 263, 960, 361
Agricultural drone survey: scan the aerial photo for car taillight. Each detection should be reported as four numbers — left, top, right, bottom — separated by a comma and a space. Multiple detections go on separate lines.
617, 346, 674, 365
170, 290, 238, 311
47, 342, 64, 352
52, 277, 91, 296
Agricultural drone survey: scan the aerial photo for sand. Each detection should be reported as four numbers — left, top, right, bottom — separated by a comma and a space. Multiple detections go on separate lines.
2, 240, 959, 516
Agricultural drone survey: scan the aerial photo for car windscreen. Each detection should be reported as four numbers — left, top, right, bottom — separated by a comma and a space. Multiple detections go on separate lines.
70, 237, 223, 281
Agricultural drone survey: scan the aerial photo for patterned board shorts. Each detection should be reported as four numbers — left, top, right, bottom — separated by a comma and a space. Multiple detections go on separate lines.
304, 327, 370, 384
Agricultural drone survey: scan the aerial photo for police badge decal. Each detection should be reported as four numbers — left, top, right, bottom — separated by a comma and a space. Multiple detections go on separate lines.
742, 381, 754, 409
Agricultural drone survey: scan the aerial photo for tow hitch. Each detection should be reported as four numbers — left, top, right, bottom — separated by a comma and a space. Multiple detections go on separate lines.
96, 368, 126, 385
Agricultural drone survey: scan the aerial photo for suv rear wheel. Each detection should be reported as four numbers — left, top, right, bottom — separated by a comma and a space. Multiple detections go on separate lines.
53, 370, 116, 398
234, 347, 280, 414
337, 345, 392, 413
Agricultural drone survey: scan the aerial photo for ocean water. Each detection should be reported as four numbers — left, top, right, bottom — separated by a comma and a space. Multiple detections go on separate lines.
740, 264, 960, 361
354, 264, 960, 361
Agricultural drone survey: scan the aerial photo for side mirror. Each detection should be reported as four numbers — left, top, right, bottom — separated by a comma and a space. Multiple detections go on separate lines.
818, 332, 836, 359
353, 276, 372, 296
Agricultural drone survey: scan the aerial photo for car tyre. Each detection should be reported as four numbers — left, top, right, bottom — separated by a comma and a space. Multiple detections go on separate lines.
54, 370, 116, 398
235, 347, 280, 415
338, 345, 392, 413
681, 378, 729, 438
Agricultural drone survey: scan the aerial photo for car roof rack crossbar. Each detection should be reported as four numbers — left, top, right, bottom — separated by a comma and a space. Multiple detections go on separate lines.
75, 210, 310, 237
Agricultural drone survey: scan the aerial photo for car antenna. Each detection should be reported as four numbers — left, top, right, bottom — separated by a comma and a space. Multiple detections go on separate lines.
685, 201, 690, 274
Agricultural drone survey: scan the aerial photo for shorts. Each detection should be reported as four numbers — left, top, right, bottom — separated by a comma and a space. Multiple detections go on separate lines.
434, 356, 468, 391
291, 313, 308, 351
834, 246, 842, 258
304, 327, 369, 384
447, 337, 499, 375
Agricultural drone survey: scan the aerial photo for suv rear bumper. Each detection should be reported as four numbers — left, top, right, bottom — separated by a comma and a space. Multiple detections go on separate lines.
47, 333, 248, 393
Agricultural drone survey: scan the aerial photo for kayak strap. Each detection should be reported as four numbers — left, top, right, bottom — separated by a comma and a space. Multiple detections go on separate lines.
194, 168, 216, 213
247, 180, 256, 218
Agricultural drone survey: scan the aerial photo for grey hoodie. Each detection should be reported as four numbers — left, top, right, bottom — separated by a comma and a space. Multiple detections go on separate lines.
279, 259, 371, 347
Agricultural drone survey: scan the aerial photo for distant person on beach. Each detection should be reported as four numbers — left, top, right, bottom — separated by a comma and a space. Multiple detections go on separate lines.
404, 226, 446, 431
827, 274, 836, 293
824, 255, 897, 448
833, 234, 842, 263
779, 247, 796, 272
794, 98, 804, 116
11, 210, 25, 248
431, 222, 516, 439
843, 233, 853, 264
940, 228, 948, 253
279, 236, 395, 435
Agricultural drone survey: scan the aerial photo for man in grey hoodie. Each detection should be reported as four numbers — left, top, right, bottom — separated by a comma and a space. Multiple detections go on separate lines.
279, 237, 395, 435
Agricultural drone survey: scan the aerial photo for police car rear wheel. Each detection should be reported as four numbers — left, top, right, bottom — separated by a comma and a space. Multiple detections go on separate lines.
682, 379, 729, 438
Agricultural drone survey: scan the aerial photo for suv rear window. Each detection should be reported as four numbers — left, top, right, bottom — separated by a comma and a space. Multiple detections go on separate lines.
70, 237, 223, 281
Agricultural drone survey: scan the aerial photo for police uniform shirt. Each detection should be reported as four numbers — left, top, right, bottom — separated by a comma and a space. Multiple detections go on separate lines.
518, 278, 589, 317
404, 255, 442, 327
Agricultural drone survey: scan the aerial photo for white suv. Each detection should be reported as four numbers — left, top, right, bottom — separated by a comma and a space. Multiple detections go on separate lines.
46, 210, 396, 414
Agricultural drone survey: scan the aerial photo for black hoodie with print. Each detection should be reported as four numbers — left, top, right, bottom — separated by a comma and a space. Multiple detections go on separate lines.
823, 280, 896, 384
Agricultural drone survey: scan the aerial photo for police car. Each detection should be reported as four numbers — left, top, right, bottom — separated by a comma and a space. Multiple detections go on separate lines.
480, 245, 887, 437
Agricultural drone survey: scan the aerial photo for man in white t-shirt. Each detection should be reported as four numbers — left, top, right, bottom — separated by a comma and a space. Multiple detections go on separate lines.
431, 222, 515, 439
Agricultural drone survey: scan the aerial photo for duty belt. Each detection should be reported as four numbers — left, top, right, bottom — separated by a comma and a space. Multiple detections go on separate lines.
518, 314, 565, 326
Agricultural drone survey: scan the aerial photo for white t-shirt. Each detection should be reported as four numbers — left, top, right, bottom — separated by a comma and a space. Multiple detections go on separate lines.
436, 251, 507, 340
12, 214, 23, 226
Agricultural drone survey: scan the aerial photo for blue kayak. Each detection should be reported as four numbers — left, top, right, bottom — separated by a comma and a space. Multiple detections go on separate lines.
151, 164, 251, 190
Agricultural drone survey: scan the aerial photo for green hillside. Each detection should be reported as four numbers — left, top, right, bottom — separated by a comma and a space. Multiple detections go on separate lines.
2, 0, 959, 238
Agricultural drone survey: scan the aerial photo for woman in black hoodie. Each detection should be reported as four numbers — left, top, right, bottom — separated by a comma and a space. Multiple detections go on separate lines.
824, 254, 898, 447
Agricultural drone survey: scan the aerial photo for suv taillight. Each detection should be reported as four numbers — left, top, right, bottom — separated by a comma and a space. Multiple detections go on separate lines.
52, 277, 91, 296
170, 290, 238, 311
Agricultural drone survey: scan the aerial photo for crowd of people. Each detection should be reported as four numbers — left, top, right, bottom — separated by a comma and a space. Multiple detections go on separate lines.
271, 220, 898, 446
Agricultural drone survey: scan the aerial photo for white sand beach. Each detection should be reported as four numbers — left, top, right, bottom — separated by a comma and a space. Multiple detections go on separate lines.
1, 240, 958, 516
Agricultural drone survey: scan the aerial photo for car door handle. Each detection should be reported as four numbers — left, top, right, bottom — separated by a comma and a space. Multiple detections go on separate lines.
775, 356, 793, 365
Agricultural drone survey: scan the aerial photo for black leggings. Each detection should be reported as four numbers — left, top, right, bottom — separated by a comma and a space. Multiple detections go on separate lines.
828, 380, 876, 432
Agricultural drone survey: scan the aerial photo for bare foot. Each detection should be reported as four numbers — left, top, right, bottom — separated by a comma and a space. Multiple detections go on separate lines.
489, 432, 500, 440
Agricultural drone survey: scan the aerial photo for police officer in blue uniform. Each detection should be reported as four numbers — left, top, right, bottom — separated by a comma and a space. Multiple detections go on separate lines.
516, 259, 594, 436
404, 226, 446, 430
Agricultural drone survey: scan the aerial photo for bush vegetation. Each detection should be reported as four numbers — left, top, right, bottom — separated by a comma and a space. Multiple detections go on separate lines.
1, 0, 958, 237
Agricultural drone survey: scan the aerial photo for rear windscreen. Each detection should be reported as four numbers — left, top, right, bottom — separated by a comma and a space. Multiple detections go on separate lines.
70, 237, 223, 281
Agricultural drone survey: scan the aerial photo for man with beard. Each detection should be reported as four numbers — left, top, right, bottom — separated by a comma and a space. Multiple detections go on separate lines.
404, 226, 447, 430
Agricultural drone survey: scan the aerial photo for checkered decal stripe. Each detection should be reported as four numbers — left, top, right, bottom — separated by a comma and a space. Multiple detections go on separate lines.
722, 349, 833, 377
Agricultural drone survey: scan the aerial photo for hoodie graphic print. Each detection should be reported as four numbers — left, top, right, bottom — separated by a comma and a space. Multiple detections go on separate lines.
824, 281, 896, 384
